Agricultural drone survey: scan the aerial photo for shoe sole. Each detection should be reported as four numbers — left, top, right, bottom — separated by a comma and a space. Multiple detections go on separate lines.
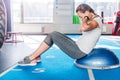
17, 63, 37, 66
37, 60, 41, 62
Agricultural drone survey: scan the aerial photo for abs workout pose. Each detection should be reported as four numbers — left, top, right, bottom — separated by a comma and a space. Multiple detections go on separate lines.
18, 4, 103, 66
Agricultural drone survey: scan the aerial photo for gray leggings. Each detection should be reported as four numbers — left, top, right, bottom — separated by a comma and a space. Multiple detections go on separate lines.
44, 31, 87, 59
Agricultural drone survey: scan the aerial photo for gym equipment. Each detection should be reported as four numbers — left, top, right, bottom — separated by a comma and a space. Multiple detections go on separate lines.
4, 32, 24, 43
0, 0, 7, 48
74, 48, 120, 80
112, 11, 120, 36
73, 15, 81, 24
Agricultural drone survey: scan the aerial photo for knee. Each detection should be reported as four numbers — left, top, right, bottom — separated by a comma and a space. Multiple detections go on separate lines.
50, 31, 58, 35
49, 31, 59, 36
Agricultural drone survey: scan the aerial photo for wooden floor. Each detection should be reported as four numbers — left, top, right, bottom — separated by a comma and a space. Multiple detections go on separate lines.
0, 43, 33, 74
1, 35, 120, 80
0, 34, 120, 76
0, 35, 46, 75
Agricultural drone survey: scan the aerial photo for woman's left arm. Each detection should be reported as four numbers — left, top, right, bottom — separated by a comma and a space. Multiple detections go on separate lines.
80, 19, 99, 32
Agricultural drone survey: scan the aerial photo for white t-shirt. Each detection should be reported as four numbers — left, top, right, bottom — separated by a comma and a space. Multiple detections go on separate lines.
76, 16, 103, 54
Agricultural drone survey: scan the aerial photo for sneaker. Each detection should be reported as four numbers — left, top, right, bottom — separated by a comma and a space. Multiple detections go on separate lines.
18, 56, 37, 66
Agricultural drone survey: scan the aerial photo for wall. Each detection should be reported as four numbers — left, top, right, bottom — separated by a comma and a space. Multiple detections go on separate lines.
13, 23, 113, 35
13, 23, 43, 34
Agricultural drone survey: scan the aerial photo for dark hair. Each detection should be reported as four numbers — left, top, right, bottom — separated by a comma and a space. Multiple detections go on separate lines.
76, 4, 95, 14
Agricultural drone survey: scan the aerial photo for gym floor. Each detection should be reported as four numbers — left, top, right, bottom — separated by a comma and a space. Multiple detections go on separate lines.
0, 34, 120, 80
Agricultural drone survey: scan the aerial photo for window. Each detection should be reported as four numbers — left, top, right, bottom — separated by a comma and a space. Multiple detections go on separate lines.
12, 0, 118, 23
12, 0, 54, 23
74, 0, 118, 23
12, 0, 22, 22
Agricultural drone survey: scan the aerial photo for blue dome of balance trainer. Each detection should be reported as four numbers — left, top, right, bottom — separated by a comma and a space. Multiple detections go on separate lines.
75, 48, 119, 69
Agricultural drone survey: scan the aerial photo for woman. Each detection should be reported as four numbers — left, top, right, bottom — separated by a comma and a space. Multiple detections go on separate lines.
18, 4, 103, 66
